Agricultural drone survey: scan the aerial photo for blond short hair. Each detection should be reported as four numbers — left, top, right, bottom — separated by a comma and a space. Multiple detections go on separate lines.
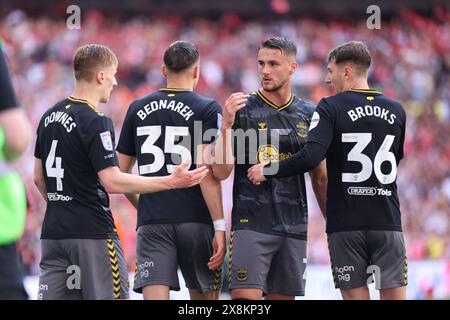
73, 44, 118, 82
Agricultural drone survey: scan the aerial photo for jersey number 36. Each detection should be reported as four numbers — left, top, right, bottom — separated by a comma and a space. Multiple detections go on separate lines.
342, 133, 397, 184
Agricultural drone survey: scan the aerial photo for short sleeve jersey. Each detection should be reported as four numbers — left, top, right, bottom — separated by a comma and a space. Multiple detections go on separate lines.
307, 89, 406, 233
34, 97, 119, 239
117, 88, 222, 227
232, 90, 315, 240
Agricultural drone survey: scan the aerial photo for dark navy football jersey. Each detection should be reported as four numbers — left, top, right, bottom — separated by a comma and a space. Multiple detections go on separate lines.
307, 89, 406, 233
116, 88, 222, 227
0, 49, 19, 111
232, 90, 315, 240
34, 97, 119, 239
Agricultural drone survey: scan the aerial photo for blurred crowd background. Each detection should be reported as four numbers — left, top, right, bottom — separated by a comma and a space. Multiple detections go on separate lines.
0, 1, 449, 278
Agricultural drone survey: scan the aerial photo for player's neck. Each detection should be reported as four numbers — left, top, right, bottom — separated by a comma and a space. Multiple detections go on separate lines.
72, 84, 101, 108
260, 86, 292, 107
165, 78, 194, 91
345, 78, 370, 92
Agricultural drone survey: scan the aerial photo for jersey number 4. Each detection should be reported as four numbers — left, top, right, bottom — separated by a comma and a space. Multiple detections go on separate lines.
45, 140, 64, 191
342, 133, 397, 184
137, 125, 191, 174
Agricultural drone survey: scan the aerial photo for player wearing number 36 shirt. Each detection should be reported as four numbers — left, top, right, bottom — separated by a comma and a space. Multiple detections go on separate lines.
248, 41, 408, 300
116, 41, 226, 300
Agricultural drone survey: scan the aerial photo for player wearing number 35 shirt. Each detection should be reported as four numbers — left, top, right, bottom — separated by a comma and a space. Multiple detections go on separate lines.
248, 41, 408, 300
34, 44, 208, 300
116, 41, 226, 300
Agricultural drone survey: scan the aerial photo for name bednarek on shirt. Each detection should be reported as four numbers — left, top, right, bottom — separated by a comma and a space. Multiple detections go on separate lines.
347, 186, 392, 196
47, 193, 73, 201
137, 99, 194, 121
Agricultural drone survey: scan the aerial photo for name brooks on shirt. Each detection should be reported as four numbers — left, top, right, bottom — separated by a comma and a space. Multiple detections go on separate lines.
347, 105, 396, 125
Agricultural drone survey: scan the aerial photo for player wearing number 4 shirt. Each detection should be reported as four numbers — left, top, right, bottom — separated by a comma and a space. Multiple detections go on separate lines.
248, 41, 408, 300
33, 44, 208, 300
116, 41, 226, 300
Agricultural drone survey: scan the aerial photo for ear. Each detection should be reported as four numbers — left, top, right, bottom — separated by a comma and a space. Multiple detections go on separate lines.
193, 64, 200, 79
344, 64, 353, 80
161, 65, 167, 78
96, 70, 105, 84
289, 62, 298, 75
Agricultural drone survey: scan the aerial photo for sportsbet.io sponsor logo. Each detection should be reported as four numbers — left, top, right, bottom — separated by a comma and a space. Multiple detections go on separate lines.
47, 192, 73, 202
347, 186, 392, 196
258, 145, 278, 164
257, 145, 292, 164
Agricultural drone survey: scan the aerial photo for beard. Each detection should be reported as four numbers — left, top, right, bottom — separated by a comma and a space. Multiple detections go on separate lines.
261, 79, 286, 92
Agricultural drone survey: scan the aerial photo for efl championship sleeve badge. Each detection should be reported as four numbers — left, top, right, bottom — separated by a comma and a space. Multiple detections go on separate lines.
100, 131, 113, 151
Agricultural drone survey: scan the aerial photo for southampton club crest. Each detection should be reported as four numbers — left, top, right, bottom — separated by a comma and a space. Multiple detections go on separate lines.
236, 267, 248, 282
296, 121, 308, 138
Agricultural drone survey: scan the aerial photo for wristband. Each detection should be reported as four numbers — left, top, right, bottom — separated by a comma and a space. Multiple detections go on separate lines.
213, 219, 226, 231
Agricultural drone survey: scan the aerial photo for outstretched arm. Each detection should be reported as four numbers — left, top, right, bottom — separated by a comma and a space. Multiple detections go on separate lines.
98, 163, 208, 194
247, 140, 328, 183
118, 152, 139, 209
